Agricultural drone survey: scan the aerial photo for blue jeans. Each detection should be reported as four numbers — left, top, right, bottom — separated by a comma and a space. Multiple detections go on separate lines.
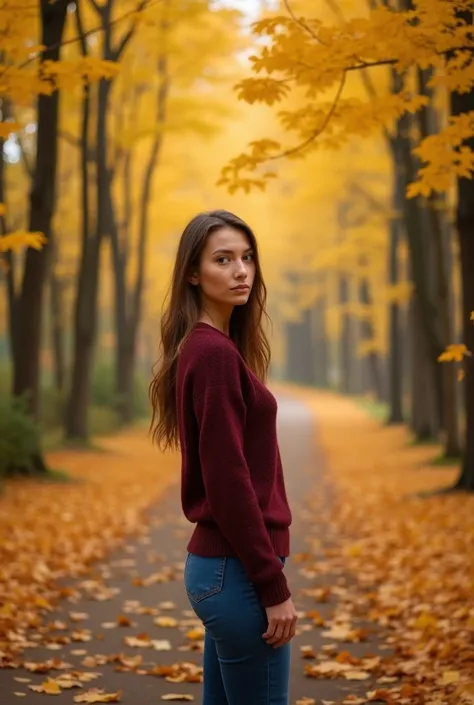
184, 552, 291, 705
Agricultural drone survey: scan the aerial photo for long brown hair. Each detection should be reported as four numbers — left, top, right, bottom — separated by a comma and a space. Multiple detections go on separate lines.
149, 209, 271, 452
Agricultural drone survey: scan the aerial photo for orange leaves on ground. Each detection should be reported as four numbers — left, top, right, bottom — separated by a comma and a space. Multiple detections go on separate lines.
0, 429, 178, 658
296, 388, 474, 705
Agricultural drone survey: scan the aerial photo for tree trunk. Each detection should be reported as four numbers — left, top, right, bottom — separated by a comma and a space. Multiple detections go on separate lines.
409, 296, 438, 441
358, 269, 383, 401
113, 54, 169, 425
312, 292, 329, 387
418, 67, 460, 456
451, 35, 474, 488
65, 77, 110, 440
0, 100, 19, 363
339, 274, 355, 393
386, 192, 404, 423
11, 1, 69, 472
49, 240, 65, 393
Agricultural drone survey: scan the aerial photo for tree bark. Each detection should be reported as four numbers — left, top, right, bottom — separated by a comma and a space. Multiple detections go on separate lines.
409, 295, 439, 440
358, 273, 384, 401
65, 77, 110, 439
418, 67, 460, 456
0, 99, 19, 363
49, 238, 65, 393
10, 0, 69, 472
12, 1, 68, 417
339, 274, 355, 393
312, 291, 329, 387
285, 309, 315, 385
451, 25, 474, 487
386, 205, 404, 423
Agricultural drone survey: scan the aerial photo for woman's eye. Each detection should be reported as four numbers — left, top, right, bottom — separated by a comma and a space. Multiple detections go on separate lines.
243, 253, 254, 261
217, 257, 229, 264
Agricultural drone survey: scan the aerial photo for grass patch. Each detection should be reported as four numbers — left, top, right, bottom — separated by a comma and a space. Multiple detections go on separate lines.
354, 397, 389, 423
39, 468, 79, 484
429, 453, 462, 468
408, 435, 439, 447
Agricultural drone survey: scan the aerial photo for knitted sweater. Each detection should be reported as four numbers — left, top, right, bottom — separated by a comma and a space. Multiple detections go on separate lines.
176, 322, 292, 607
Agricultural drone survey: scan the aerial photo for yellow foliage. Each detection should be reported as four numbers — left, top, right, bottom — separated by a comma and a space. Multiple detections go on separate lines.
220, 0, 474, 197
0, 231, 47, 253
437, 343, 470, 362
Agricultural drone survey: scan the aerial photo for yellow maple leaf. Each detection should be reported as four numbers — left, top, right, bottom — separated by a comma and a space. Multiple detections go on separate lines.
437, 344, 469, 362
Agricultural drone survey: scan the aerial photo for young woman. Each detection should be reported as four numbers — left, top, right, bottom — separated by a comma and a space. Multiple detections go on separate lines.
149, 209, 297, 705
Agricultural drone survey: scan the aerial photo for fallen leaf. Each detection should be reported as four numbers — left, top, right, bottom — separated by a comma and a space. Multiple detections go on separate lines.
73, 689, 121, 703
154, 616, 178, 628
161, 696, 194, 702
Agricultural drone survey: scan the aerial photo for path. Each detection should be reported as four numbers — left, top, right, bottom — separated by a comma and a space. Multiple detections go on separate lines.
0, 394, 387, 704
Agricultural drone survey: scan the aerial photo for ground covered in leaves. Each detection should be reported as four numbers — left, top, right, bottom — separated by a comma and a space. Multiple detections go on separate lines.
0, 430, 179, 665
1, 393, 474, 705
291, 388, 474, 705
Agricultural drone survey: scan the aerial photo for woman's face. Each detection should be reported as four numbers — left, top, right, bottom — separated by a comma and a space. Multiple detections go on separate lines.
190, 226, 256, 310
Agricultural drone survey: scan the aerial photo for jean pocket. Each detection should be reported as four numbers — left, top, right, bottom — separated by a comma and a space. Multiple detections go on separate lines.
184, 553, 227, 604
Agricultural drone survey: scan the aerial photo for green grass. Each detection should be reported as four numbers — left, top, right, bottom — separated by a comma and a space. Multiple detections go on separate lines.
354, 397, 389, 423
428, 452, 462, 468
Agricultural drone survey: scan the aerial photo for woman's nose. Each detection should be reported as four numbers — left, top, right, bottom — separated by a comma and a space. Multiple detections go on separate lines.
234, 259, 248, 277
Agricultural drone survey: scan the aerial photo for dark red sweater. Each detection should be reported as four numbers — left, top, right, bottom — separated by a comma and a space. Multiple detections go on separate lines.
176, 322, 292, 607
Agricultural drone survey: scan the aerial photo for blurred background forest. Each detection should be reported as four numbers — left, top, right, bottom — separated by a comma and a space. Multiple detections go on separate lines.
1, 0, 473, 490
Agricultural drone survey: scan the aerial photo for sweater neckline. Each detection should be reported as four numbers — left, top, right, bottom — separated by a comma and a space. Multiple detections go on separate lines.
194, 322, 239, 349
195, 321, 229, 338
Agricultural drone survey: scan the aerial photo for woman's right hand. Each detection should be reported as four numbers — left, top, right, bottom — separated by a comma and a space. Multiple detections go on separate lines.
262, 597, 298, 648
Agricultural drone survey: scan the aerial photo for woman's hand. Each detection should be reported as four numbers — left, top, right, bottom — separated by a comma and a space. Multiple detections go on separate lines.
263, 597, 298, 648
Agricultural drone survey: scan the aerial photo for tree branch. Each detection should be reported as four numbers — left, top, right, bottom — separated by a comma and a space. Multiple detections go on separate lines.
269, 71, 346, 162
112, 0, 152, 60
324, 0, 392, 143
88, 0, 105, 17
18, 0, 164, 69
283, 0, 324, 44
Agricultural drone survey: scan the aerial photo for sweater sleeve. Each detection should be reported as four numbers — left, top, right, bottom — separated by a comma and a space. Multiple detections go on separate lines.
192, 343, 291, 608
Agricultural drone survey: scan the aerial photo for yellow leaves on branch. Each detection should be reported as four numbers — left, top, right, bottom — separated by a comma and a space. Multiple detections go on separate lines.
408, 112, 474, 197
220, 0, 474, 193
0, 231, 47, 253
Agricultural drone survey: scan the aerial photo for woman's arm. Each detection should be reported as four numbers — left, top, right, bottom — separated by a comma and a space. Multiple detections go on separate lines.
192, 344, 290, 608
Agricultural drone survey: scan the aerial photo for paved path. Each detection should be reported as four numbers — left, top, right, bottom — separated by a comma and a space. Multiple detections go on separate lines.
0, 395, 387, 704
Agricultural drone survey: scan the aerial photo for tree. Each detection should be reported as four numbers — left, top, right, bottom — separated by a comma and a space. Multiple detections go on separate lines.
219, 0, 474, 489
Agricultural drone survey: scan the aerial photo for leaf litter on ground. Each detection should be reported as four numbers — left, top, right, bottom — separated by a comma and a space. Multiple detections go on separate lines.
287, 387, 474, 705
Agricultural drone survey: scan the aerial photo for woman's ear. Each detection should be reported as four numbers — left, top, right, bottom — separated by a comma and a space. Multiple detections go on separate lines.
188, 271, 199, 286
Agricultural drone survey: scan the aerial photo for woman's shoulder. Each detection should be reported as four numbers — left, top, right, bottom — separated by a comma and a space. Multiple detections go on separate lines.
181, 326, 243, 377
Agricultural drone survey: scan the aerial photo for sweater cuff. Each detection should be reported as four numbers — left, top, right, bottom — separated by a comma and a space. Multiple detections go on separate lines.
256, 570, 291, 607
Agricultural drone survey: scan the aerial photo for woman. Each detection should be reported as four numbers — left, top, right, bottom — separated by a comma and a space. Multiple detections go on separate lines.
149, 209, 297, 705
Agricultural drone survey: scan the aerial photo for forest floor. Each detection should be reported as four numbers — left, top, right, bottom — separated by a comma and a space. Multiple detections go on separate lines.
0, 387, 473, 705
